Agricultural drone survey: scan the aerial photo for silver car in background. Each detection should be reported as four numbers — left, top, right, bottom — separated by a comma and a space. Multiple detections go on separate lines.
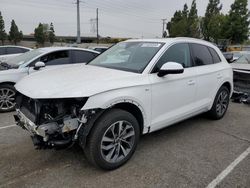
0, 47, 99, 112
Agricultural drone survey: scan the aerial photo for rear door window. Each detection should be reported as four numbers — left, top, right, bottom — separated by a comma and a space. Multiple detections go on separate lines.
0, 48, 6, 55
208, 47, 221, 63
72, 50, 98, 64
6, 47, 24, 54
190, 44, 213, 66
40, 50, 70, 66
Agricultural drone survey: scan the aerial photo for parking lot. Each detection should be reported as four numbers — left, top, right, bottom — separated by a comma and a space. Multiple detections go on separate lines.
0, 102, 249, 188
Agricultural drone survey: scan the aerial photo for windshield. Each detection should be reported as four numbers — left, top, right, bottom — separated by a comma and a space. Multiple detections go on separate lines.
235, 53, 250, 64
5, 49, 43, 67
88, 42, 164, 73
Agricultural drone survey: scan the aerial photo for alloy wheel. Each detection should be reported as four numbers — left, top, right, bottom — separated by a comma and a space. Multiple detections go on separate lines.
0, 88, 16, 111
101, 120, 135, 163
216, 90, 229, 117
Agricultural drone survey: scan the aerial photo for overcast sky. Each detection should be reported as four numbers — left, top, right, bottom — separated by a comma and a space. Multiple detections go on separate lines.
1, 0, 249, 38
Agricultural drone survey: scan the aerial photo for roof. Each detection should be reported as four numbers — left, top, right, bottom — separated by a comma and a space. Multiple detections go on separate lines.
0, 45, 32, 50
37, 47, 100, 54
126, 37, 216, 48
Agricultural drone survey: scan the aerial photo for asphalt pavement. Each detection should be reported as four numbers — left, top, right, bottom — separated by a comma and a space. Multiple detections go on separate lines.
0, 102, 249, 188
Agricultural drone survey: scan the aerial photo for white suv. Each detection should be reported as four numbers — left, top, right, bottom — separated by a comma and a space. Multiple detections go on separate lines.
14, 38, 233, 170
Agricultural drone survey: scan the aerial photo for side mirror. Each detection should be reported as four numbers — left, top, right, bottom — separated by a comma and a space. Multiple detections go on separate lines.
34, 61, 45, 70
157, 62, 184, 77
223, 53, 234, 63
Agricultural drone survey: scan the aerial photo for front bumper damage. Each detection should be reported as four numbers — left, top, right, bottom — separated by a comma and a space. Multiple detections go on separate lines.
14, 109, 80, 149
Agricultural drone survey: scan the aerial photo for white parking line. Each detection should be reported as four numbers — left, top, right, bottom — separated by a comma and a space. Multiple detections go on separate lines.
206, 146, 250, 188
0, 124, 16, 130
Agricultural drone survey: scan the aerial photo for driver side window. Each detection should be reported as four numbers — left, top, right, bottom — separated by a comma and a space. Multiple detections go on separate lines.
153, 43, 191, 72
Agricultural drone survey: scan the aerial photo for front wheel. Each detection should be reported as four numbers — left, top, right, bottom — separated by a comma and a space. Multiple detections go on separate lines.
0, 84, 16, 113
208, 86, 230, 120
81, 109, 140, 170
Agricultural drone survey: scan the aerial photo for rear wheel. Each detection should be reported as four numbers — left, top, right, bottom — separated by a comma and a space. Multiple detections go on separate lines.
0, 84, 16, 112
81, 109, 140, 170
208, 86, 230, 120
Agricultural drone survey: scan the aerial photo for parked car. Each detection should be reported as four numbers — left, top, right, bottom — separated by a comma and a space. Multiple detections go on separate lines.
14, 38, 233, 170
90, 46, 109, 53
0, 47, 99, 112
0, 45, 31, 62
223, 52, 234, 63
231, 52, 250, 97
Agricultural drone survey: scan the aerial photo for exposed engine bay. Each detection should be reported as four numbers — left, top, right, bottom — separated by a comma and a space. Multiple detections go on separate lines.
14, 92, 98, 149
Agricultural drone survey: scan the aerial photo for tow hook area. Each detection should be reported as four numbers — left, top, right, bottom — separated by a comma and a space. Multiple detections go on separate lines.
31, 135, 72, 150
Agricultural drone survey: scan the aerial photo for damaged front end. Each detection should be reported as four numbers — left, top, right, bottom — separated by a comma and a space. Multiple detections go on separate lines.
14, 92, 94, 149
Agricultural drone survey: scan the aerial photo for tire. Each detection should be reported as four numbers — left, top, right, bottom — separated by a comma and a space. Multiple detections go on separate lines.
0, 84, 16, 113
207, 86, 230, 120
81, 109, 140, 170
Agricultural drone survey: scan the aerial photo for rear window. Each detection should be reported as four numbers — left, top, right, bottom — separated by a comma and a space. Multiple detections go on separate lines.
190, 43, 213, 66
0, 48, 5, 55
208, 47, 221, 63
72, 50, 98, 64
6, 47, 25, 54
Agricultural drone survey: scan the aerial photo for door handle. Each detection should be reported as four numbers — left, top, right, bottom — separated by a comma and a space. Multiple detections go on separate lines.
187, 80, 195, 85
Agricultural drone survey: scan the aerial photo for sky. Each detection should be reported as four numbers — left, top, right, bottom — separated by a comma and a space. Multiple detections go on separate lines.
1, 0, 249, 38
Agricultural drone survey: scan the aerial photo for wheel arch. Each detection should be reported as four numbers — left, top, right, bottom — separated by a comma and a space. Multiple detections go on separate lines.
221, 81, 232, 94
111, 102, 144, 134
0, 81, 16, 87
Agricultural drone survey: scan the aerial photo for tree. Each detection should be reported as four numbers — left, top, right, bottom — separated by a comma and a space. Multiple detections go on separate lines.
187, 0, 200, 38
202, 0, 222, 41
167, 1, 200, 38
48, 22, 55, 44
167, 6, 189, 37
9, 20, 23, 45
0, 11, 7, 45
34, 23, 46, 45
225, 0, 250, 44
207, 14, 227, 43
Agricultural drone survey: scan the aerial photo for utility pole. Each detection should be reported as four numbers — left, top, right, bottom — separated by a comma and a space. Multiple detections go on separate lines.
161, 19, 167, 38
96, 8, 99, 44
76, 0, 81, 44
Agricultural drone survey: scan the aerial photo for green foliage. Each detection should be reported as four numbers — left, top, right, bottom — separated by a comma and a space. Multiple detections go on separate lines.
48, 22, 56, 44
34, 23, 46, 45
9, 20, 23, 45
202, 0, 222, 41
167, 0, 199, 38
188, 0, 200, 38
0, 11, 7, 45
225, 0, 250, 44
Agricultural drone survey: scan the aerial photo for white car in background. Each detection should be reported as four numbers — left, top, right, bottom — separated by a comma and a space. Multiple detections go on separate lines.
0, 47, 99, 112
90, 46, 109, 53
0, 45, 31, 62
14, 38, 233, 170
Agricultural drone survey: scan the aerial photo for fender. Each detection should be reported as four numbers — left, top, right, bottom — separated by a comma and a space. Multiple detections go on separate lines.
81, 86, 151, 133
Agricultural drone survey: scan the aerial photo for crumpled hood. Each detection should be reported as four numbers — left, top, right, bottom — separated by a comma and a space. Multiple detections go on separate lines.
15, 64, 145, 99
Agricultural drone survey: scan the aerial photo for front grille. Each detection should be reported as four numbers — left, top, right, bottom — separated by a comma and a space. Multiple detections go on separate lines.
233, 70, 250, 94
16, 92, 37, 123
